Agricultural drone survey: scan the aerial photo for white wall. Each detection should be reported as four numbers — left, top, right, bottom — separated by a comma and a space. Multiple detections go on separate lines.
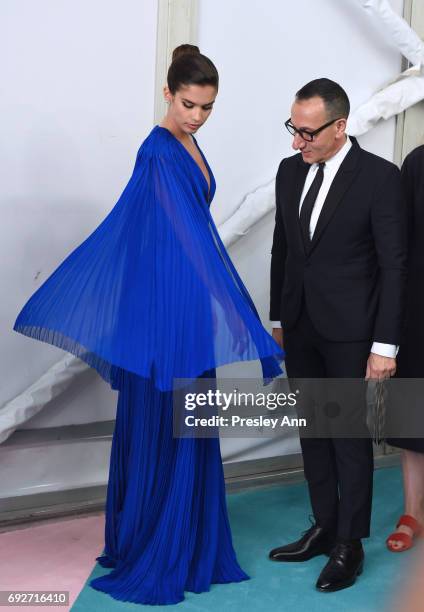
1, 0, 158, 501
1, 0, 157, 412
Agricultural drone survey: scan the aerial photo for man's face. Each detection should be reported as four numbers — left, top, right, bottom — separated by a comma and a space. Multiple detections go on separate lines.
289, 96, 346, 164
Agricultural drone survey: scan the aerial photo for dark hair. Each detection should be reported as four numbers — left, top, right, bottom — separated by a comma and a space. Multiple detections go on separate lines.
167, 44, 219, 94
295, 78, 350, 119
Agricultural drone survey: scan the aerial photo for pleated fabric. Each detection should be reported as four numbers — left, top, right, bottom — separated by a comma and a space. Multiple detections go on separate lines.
14, 126, 283, 391
13, 126, 284, 604
90, 370, 248, 605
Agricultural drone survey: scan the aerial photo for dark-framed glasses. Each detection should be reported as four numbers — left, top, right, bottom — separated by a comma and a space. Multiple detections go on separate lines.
284, 117, 343, 142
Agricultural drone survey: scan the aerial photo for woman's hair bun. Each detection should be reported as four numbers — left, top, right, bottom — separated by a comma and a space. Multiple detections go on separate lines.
172, 44, 200, 62
167, 44, 218, 94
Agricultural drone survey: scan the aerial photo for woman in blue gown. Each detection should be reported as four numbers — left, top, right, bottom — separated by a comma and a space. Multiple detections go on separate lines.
14, 45, 283, 605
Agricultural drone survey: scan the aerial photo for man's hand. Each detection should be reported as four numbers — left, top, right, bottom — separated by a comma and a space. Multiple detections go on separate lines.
272, 328, 284, 350
365, 353, 396, 381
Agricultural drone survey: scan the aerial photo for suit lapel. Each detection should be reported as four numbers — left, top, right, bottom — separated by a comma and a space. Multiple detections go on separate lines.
309, 137, 361, 253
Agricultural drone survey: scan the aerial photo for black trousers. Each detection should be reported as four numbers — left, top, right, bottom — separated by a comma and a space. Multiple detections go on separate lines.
284, 303, 374, 540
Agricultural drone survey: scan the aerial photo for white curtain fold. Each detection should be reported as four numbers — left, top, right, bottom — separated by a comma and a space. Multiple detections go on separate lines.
348, 0, 424, 135
0, 355, 88, 444
357, 0, 424, 67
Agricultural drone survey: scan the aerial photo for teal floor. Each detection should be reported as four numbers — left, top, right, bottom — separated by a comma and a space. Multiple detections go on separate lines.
72, 466, 417, 611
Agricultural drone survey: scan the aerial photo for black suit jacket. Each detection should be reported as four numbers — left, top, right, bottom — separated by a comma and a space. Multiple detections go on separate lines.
270, 137, 407, 343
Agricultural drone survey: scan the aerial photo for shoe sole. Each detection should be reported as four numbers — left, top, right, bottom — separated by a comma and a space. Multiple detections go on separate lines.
269, 548, 334, 562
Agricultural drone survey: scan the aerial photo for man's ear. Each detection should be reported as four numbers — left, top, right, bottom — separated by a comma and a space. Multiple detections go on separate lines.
336, 118, 347, 138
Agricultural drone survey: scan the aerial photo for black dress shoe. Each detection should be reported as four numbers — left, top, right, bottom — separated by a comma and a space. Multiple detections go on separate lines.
316, 541, 364, 592
269, 525, 336, 562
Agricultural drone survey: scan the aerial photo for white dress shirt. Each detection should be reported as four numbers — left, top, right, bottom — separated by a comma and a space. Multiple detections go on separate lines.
271, 137, 397, 359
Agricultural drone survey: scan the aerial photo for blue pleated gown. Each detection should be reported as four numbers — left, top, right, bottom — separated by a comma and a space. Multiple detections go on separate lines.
14, 126, 283, 604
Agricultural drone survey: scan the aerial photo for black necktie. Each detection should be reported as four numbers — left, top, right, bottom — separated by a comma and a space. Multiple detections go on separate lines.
299, 162, 325, 248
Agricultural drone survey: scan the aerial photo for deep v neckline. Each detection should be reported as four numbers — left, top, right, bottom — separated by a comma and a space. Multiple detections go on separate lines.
185, 136, 211, 196
156, 126, 212, 200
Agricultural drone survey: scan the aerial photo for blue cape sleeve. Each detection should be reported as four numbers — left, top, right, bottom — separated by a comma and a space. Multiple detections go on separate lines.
14, 129, 283, 390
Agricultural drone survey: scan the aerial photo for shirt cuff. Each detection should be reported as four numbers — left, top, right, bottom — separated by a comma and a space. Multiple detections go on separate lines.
271, 320, 282, 329
371, 342, 399, 358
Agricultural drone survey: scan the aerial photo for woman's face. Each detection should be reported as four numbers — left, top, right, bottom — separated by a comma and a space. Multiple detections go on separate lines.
164, 84, 217, 135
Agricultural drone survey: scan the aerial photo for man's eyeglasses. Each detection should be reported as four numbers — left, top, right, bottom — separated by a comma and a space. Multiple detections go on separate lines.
284, 117, 342, 142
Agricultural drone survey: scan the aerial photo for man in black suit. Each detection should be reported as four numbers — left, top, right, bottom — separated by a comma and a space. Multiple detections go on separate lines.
269, 79, 407, 591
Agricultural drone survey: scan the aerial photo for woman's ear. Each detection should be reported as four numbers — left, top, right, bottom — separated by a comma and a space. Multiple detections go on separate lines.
163, 86, 172, 105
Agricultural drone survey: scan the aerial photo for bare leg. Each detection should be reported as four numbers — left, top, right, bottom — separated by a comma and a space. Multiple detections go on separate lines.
388, 450, 424, 550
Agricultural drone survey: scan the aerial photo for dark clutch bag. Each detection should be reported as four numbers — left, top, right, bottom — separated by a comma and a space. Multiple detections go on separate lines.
368, 380, 387, 445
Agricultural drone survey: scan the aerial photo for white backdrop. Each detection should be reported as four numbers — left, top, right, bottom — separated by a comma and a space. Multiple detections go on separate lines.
1, 0, 157, 412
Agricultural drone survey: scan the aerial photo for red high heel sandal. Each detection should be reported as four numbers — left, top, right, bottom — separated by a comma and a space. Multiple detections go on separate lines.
386, 514, 423, 552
